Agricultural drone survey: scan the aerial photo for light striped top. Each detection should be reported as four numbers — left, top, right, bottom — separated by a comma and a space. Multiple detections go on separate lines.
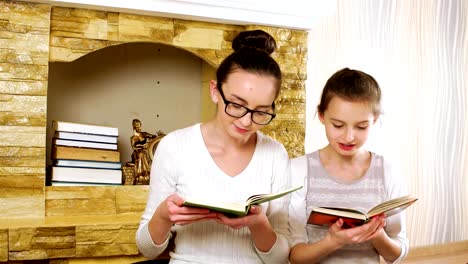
289, 151, 409, 264
136, 123, 291, 263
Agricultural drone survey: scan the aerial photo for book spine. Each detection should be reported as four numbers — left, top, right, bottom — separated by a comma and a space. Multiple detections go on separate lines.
53, 138, 118, 150
53, 159, 122, 170
53, 121, 119, 136
51, 166, 122, 184
52, 146, 120, 162
55, 131, 118, 144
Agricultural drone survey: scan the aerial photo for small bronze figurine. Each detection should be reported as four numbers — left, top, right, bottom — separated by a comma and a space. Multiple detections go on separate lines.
128, 119, 164, 185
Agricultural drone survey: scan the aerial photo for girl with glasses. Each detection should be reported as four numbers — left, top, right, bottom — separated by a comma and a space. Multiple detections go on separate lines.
136, 29, 291, 263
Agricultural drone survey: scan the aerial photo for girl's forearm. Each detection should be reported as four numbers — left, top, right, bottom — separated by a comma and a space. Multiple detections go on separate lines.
289, 235, 342, 264
249, 219, 277, 252
148, 210, 173, 245
372, 231, 402, 262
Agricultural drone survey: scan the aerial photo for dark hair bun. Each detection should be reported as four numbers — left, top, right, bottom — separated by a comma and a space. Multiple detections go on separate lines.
232, 30, 277, 55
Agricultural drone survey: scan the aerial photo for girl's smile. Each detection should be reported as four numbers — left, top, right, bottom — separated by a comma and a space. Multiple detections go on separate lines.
338, 143, 355, 151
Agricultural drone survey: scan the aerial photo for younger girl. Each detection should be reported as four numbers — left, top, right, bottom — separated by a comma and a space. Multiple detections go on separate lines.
289, 68, 409, 263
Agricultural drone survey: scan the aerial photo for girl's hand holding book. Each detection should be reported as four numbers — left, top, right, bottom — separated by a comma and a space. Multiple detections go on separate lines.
327, 215, 386, 248
158, 193, 218, 226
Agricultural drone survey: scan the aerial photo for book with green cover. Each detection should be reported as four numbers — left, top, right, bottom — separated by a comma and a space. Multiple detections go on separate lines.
183, 186, 303, 217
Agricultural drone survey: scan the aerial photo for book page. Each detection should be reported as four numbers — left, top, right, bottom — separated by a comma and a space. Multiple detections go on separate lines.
368, 196, 418, 217
182, 199, 248, 216
311, 207, 367, 220
183, 186, 303, 217
245, 186, 303, 205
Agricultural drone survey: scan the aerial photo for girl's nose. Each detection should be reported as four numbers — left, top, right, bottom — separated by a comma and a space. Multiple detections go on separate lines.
344, 128, 354, 142
238, 112, 253, 126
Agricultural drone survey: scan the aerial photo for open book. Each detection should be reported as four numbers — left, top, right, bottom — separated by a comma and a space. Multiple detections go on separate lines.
308, 195, 418, 228
183, 186, 303, 217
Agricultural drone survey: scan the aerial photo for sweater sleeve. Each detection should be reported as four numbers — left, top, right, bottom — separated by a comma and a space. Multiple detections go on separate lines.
135, 133, 178, 259
254, 143, 292, 264
382, 157, 410, 264
288, 155, 309, 246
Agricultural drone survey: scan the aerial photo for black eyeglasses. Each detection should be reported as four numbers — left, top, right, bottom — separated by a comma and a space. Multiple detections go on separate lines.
217, 86, 276, 125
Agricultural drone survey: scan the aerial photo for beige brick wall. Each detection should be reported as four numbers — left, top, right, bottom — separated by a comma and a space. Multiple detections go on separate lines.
47, 7, 307, 158
0, 0, 50, 219
0, 0, 307, 261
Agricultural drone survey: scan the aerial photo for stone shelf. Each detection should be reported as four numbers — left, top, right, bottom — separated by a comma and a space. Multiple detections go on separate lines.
0, 185, 158, 262
0, 213, 142, 261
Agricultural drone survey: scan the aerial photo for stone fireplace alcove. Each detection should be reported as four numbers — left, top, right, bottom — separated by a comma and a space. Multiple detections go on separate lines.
46, 41, 218, 168
0, 1, 307, 262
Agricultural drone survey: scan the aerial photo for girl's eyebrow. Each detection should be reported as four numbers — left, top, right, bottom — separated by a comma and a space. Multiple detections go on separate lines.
330, 118, 344, 123
330, 118, 370, 124
231, 94, 274, 109
230, 94, 248, 104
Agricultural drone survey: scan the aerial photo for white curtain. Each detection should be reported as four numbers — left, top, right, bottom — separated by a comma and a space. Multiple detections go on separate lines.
305, 0, 467, 246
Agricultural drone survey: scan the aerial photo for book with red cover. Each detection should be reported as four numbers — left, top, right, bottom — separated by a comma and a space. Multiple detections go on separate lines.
308, 195, 418, 228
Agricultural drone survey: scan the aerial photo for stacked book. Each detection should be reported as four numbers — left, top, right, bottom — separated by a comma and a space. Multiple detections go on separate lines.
50, 120, 122, 186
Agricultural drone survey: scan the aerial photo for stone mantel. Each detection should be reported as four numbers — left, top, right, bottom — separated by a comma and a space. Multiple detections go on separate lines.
26, 0, 336, 30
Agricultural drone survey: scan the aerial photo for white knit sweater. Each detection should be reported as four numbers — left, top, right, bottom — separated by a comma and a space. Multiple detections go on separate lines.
136, 124, 291, 263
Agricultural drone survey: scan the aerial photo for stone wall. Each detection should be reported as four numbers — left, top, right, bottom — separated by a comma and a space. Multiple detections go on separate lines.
0, 1, 50, 221
0, 1, 307, 218
0, 0, 307, 261
47, 7, 307, 157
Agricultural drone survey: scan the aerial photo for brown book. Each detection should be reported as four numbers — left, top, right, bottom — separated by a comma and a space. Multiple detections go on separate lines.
52, 145, 120, 162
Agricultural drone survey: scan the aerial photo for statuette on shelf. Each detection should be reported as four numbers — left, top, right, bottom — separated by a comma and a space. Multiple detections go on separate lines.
123, 119, 165, 185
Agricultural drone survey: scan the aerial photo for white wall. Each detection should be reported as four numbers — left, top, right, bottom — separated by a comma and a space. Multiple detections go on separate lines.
47, 42, 209, 164
305, 0, 467, 246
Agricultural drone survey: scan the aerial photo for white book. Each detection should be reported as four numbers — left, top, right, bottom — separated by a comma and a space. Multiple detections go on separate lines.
50, 181, 121, 186
52, 120, 119, 136
53, 138, 118, 150
54, 159, 122, 170
55, 131, 118, 144
51, 166, 122, 184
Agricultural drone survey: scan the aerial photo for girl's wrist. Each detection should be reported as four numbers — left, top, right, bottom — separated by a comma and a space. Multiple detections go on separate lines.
370, 228, 387, 244
154, 203, 173, 226
324, 233, 344, 251
148, 212, 173, 245
251, 208, 270, 226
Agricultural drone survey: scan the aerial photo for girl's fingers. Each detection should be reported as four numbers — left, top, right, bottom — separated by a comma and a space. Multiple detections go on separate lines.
216, 213, 252, 229
345, 217, 379, 242
161, 194, 217, 225
175, 216, 217, 226
249, 205, 262, 215
172, 213, 217, 224
359, 217, 385, 241
166, 193, 185, 206
179, 206, 213, 215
